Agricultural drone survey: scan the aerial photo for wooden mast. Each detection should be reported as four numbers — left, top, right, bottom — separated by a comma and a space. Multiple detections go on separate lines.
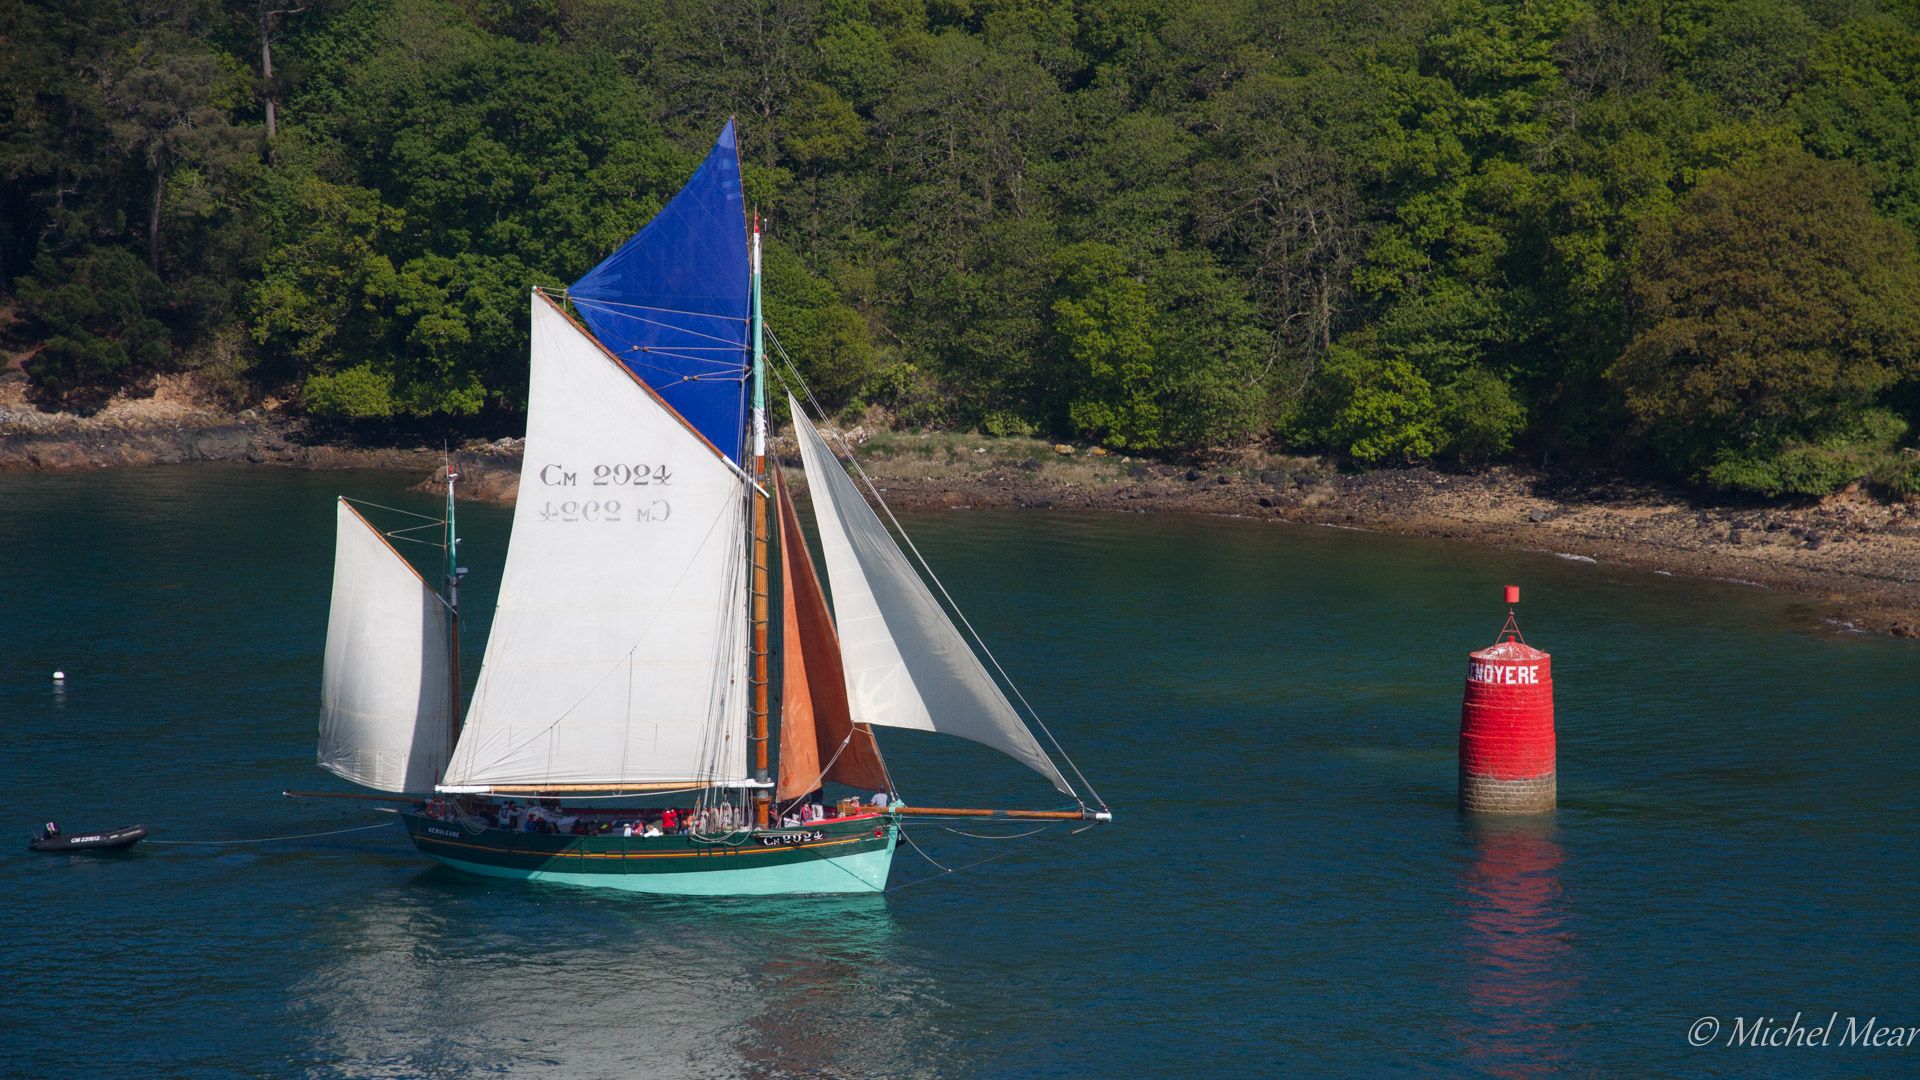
750, 212, 772, 828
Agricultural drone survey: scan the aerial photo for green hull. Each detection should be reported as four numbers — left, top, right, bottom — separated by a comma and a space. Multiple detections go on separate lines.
401, 812, 897, 896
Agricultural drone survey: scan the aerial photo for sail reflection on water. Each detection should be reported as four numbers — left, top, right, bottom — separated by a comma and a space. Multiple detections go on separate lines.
290, 878, 949, 1077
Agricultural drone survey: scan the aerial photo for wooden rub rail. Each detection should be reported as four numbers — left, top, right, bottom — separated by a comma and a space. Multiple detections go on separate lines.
893, 806, 1112, 822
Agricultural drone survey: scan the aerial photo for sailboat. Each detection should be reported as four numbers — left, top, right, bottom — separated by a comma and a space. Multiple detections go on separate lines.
312, 122, 1109, 895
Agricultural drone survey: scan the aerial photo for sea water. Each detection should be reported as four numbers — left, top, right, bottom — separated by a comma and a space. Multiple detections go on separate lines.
1, 465, 1915, 1077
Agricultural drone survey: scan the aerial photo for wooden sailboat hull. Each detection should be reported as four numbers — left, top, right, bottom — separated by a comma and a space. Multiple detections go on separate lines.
400, 811, 898, 896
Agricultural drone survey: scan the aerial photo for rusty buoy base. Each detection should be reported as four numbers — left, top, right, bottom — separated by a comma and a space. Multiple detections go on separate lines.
1459, 769, 1557, 814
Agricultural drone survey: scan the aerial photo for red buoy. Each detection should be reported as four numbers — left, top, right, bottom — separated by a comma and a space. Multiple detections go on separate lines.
1459, 586, 1556, 813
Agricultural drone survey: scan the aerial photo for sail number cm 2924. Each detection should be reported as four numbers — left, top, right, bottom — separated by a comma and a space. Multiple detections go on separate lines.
538, 462, 672, 487
537, 462, 674, 524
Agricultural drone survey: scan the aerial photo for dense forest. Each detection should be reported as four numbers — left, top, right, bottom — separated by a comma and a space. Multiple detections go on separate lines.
7, 0, 1920, 496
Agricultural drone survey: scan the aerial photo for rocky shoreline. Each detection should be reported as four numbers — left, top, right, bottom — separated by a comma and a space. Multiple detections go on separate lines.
4, 379, 1916, 638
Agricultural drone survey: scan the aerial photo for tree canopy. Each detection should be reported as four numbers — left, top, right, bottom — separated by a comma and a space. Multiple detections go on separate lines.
7, 0, 1920, 496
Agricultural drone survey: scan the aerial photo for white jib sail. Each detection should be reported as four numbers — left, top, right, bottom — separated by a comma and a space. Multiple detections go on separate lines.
442, 295, 749, 790
790, 396, 1072, 795
318, 499, 452, 793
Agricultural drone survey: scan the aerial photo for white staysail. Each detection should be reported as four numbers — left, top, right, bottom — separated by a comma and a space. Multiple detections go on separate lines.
318, 500, 452, 792
442, 295, 749, 790
790, 396, 1072, 795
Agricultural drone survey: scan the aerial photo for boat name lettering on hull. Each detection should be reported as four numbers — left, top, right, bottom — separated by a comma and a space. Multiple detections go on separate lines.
426, 826, 461, 838
537, 499, 671, 524
759, 831, 827, 846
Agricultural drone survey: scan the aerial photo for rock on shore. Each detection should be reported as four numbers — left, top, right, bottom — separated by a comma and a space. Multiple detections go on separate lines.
4, 377, 1915, 638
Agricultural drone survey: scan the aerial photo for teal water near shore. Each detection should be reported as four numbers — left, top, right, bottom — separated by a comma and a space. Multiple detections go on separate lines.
2, 465, 1916, 1077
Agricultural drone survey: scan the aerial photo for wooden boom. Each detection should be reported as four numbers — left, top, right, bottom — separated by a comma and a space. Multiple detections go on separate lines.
893, 806, 1110, 821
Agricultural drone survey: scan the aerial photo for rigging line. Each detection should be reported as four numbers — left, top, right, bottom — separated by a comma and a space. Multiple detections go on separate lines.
383, 520, 445, 547
886, 851, 1012, 894
564, 299, 752, 351
342, 497, 443, 524
621, 348, 750, 372
937, 824, 1055, 840
775, 731, 856, 819
788, 833, 891, 891
611, 357, 746, 386
562, 295, 751, 324
612, 341, 747, 363
896, 820, 951, 872
146, 820, 397, 845
768, 331, 1108, 811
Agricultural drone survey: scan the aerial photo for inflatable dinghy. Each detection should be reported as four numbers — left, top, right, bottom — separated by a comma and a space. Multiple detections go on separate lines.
28, 825, 147, 853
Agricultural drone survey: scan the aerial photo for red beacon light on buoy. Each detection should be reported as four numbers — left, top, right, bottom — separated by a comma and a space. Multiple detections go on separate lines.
1458, 585, 1556, 813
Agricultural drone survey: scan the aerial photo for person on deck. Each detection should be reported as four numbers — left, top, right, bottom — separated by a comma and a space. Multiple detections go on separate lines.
870, 792, 890, 807
41, 822, 58, 840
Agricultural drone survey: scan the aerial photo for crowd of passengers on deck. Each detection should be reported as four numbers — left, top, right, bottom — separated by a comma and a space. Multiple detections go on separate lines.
417, 792, 891, 836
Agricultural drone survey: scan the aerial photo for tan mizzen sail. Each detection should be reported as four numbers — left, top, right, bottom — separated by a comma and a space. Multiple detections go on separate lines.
774, 466, 889, 802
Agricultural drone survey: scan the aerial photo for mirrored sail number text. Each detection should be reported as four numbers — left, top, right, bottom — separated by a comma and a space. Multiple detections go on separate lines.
536, 462, 674, 523
536, 498, 671, 524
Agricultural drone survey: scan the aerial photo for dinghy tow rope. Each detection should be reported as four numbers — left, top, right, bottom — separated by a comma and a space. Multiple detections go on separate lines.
144, 820, 398, 846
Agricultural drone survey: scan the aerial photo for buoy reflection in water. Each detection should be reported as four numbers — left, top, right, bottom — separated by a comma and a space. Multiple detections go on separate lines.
1452, 817, 1581, 1078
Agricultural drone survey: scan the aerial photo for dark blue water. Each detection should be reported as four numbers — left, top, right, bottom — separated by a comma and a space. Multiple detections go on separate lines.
2, 466, 1916, 1077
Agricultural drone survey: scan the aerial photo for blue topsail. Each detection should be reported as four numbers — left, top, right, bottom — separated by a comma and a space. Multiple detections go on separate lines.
571, 121, 750, 464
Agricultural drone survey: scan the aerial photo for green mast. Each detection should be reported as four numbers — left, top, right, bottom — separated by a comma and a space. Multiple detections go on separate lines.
752, 213, 765, 458
443, 450, 464, 757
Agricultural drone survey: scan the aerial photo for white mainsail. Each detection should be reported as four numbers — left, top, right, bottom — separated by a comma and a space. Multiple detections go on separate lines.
790, 396, 1072, 795
318, 499, 452, 792
441, 295, 749, 790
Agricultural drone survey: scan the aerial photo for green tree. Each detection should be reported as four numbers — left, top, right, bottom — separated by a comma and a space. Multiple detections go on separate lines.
1052, 241, 1161, 447
1050, 241, 1264, 450
763, 238, 877, 408
16, 247, 172, 408
98, 33, 255, 272
1609, 148, 1920, 491
1791, 14, 1920, 232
